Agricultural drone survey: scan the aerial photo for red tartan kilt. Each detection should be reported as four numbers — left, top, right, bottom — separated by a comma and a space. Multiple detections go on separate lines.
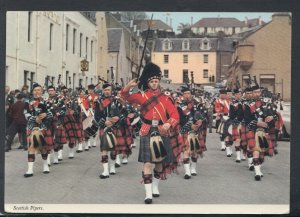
54, 125, 68, 144
27, 128, 53, 152
240, 123, 247, 146
115, 126, 133, 154
231, 124, 240, 141
63, 114, 82, 143
246, 129, 255, 149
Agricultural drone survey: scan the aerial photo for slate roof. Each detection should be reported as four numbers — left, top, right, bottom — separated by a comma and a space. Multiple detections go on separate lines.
153, 37, 235, 52
107, 28, 123, 52
134, 19, 173, 31
191, 18, 246, 28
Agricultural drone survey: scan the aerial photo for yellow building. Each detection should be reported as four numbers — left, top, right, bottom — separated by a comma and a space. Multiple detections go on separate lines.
227, 13, 291, 101
151, 38, 217, 85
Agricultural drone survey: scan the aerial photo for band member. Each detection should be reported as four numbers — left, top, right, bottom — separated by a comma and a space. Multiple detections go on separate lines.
24, 83, 53, 177
214, 89, 230, 153
226, 87, 245, 162
47, 86, 68, 164
114, 87, 134, 166
95, 82, 120, 178
121, 63, 180, 204
243, 78, 275, 181
61, 86, 83, 159
177, 86, 208, 179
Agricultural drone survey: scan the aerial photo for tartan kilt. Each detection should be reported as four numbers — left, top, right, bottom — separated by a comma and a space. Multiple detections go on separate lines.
63, 114, 82, 143
27, 128, 53, 153
198, 122, 207, 153
240, 123, 247, 147
231, 123, 241, 141
54, 125, 68, 145
268, 127, 276, 147
115, 125, 133, 156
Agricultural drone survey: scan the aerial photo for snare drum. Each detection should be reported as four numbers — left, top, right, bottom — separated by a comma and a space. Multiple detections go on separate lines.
83, 116, 99, 137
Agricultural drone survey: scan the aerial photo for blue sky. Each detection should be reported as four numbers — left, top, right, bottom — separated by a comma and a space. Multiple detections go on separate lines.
146, 12, 274, 33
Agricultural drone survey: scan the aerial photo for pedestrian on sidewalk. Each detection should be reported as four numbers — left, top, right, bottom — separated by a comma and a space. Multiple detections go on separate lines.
5, 93, 28, 152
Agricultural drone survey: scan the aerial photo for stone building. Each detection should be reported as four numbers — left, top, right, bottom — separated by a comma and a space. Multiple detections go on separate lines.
227, 13, 291, 101
6, 11, 98, 90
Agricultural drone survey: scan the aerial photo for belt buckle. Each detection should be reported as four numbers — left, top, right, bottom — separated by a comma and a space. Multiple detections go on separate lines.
152, 120, 159, 127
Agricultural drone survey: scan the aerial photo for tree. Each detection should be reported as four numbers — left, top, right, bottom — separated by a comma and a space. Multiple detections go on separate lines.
176, 28, 198, 38
119, 12, 147, 21
177, 23, 191, 33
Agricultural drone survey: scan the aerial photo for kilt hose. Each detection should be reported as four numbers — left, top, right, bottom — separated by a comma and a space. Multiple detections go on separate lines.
115, 124, 133, 156
27, 128, 53, 161
63, 114, 83, 145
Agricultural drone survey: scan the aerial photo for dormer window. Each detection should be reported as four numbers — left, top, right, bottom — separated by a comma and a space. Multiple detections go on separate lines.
162, 39, 172, 51
182, 39, 190, 50
201, 38, 211, 50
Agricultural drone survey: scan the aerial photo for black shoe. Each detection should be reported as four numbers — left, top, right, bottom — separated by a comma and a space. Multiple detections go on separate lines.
274, 149, 278, 155
58, 159, 63, 161
24, 147, 28, 151
68, 156, 74, 159
221, 148, 225, 151
191, 173, 197, 176
144, 198, 152, 204
85, 149, 89, 151
76, 150, 83, 153
249, 165, 254, 171
24, 173, 33, 178
99, 174, 109, 179
43, 171, 50, 174
53, 162, 59, 165
184, 174, 191, 179
152, 194, 160, 198
236, 160, 241, 163
110, 172, 116, 175
18, 145, 24, 149
115, 163, 121, 168
227, 154, 232, 157
255, 175, 261, 181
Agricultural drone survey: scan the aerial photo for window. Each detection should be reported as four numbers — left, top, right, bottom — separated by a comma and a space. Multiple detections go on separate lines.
73, 28, 76, 54
162, 39, 172, 51
204, 27, 207, 34
49, 23, 53, 50
183, 70, 189, 83
91, 78, 93, 84
204, 54, 208, 63
201, 38, 210, 50
86, 37, 88, 59
30, 72, 35, 91
164, 55, 169, 63
163, 70, 169, 78
232, 27, 236, 34
91, 40, 93, 62
203, 69, 208, 78
51, 76, 55, 85
24, 71, 29, 86
80, 33, 82, 57
66, 71, 69, 88
182, 39, 189, 50
28, 12, 32, 42
183, 55, 188, 63
66, 24, 69, 51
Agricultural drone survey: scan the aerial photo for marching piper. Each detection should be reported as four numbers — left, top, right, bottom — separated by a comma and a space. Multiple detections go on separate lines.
121, 63, 180, 204
24, 83, 53, 177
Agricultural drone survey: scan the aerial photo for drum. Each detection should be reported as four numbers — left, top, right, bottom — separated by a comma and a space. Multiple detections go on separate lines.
83, 116, 99, 137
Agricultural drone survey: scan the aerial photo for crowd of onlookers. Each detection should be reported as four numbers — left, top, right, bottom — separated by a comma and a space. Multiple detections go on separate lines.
5, 85, 30, 152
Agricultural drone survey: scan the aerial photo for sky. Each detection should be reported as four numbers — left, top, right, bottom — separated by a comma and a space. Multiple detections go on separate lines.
146, 12, 274, 33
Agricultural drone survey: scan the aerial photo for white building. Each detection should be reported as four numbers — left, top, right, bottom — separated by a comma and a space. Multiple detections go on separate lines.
6, 11, 98, 91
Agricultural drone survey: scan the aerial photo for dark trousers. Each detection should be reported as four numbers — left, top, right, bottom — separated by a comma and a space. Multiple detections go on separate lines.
5, 122, 27, 148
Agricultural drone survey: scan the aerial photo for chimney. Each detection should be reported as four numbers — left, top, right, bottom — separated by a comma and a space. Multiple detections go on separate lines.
170, 18, 172, 28
133, 25, 137, 32
130, 20, 133, 28
137, 30, 140, 37
245, 16, 248, 25
191, 16, 193, 25
258, 16, 262, 25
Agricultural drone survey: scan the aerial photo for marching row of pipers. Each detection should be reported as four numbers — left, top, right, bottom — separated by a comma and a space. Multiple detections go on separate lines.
5, 63, 284, 204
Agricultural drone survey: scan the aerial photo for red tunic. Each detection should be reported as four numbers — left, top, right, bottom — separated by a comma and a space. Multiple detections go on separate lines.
121, 88, 179, 136
214, 98, 230, 114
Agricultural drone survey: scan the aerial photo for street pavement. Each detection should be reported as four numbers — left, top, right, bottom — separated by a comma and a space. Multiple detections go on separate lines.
5, 130, 290, 205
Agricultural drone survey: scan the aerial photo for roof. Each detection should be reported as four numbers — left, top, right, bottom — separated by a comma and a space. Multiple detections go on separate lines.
153, 38, 220, 52
246, 18, 265, 27
107, 28, 123, 52
192, 17, 246, 28
216, 37, 236, 52
134, 19, 173, 32
236, 22, 270, 39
